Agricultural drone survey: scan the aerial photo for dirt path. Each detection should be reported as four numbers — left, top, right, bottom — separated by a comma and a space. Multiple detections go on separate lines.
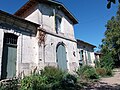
100, 69, 120, 85
84, 68, 120, 90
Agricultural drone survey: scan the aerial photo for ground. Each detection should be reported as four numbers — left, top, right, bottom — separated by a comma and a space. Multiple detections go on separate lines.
84, 68, 120, 90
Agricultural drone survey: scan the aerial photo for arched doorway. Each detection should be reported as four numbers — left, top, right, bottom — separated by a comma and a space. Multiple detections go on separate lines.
1, 33, 18, 79
56, 42, 67, 71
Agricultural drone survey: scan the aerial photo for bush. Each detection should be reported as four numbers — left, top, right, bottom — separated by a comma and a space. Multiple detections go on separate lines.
76, 65, 99, 80
20, 74, 51, 90
41, 66, 65, 83
60, 74, 77, 89
105, 69, 113, 76
96, 68, 106, 76
95, 53, 114, 77
20, 66, 81, 90
20, 66, 66, 90
53, 74, 81, 90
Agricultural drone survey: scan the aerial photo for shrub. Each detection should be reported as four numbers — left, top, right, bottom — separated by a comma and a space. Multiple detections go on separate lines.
41, 66, 65, 83
60, 74, 77, 89
20, 66, 66, 90
76, 65, 99, 80
53, 74, 81, 90
96, 68, 106, 76
94, 53, 114, 77
94, 60, 101, 68
20, 74, 51, 90
20, 66, 81, 90
105, 69, 113, 76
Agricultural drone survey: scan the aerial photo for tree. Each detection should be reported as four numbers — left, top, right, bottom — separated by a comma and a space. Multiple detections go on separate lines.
101, 5, 120, 67
107, 0, 120, 9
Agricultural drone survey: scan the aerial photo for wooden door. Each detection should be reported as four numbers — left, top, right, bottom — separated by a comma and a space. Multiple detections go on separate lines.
1, 33, 17, 79
56, 44, 67, 71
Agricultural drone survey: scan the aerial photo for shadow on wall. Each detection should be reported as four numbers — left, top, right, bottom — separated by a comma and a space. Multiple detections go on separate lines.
0, 23, 35, 37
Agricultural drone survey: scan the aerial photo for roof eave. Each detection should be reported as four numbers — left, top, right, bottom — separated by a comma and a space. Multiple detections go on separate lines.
14, 0, 78, 24
0, 10, 40, 27
77, 39, 96, 48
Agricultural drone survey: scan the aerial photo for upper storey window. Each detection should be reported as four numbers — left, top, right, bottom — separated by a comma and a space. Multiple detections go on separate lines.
55, 15, 62, 33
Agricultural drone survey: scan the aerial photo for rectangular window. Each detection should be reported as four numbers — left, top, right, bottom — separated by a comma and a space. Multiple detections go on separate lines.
55, 15, 61, 33
87, 52, 92, 63
79, 50, 84, 65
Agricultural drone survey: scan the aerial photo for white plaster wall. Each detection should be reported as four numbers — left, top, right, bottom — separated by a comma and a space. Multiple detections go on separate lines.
22, 3, 78, 72
38, 34, 79, 73
62, 16, 75, 40
0, 29, 4, 77
21, 34, 37, 63
0, 27, 39, 77
90, 52, 95, 66
23, 3, 76, 40
19, 33, 38, 76
77, 47, 95, 66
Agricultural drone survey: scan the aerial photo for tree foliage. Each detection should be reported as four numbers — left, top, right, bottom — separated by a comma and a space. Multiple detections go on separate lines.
107, 0, 120, 9
101, 5, 120, 66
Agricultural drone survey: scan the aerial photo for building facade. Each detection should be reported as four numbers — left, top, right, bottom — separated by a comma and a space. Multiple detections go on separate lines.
0, 0, 79, 79
0, 0, 97, 79
77, 39, 96, 66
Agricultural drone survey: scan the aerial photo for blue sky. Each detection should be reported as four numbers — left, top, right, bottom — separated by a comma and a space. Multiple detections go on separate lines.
0, 0, 118, 50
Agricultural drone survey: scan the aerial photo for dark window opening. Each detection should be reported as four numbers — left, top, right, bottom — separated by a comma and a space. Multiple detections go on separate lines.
4, 33, 18, 45
79, 50, 84, 66
55, 16, 61, 33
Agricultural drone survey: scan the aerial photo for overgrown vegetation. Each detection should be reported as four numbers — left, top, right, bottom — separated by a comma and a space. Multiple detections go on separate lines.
0, 64, 114, 90
76, 65, 99, 81
20, 66, 82, 90
94, 52, 114, 77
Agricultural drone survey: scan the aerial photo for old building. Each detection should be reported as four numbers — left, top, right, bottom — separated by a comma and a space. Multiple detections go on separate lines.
94, 51, 102, 61
77, 39, 96, 66
0, 0, 79, 79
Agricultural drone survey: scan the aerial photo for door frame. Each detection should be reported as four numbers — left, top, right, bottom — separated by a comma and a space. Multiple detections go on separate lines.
1, 33, 18, 79
56, 42, 68, 71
